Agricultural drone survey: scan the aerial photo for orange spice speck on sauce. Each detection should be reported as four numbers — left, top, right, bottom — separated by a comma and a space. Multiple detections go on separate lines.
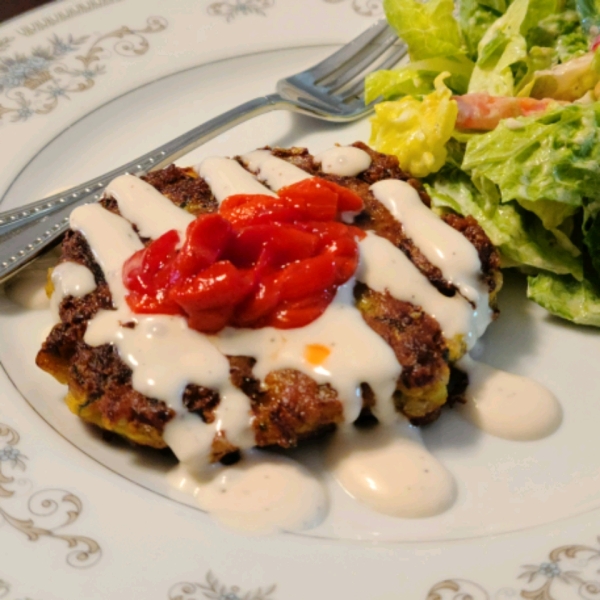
304, 343, 331, 366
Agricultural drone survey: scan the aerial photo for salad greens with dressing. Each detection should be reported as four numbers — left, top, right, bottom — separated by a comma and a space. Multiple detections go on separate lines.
368, 0, 600, 326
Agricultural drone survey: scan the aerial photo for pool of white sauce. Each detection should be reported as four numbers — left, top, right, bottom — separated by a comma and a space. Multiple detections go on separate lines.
169, 450, 328, 535
6, 144, 563, 534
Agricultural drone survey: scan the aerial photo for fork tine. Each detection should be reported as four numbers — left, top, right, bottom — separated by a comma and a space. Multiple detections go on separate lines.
337, 44, 408, 102
307, 20, 392, 82
320, 29, 400, 94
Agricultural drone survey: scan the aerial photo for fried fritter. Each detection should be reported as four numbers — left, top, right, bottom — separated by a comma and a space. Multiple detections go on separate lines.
36, 143, 502, 460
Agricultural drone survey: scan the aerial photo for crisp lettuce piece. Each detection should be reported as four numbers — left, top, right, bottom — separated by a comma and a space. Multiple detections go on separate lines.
426, 168, 584, 278
369, 75, 458, 177
462, 103, 600, 206
514, 46, 556, 96
529, 50, 600, 100
365, 69, 435, 104
459, 0, 509, 59
368, 0, 474, 104
383, 0, 465, 60
517, 198, 579, 228
527, 10, 587, 62
527, 272, 600, 324
365, 56, 474, 103
468, 0, 560, 95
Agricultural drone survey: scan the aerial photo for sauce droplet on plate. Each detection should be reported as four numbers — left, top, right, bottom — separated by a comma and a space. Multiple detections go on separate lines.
327, 421, 456, 518
169, 450, 328, 534
457, 356, 562, 441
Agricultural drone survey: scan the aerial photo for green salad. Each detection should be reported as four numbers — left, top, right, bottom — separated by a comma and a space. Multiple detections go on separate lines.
368, 0, 600, 326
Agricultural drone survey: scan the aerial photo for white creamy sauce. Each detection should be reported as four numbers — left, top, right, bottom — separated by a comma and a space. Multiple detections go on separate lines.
169, 450, 327, 534
70, 203, 143, 307
106, 174, 194, 239
52, 147, 563, 530
327, 421, 455, 518
49, 261, 97, 320
240, 150, 311, 190
197, 156, 275, 203
4, 248, 61, 310
315, 146, 372, 177
72, 200, 255, 466
371, 179, 489, 309
457, 356, 562, 441
215, 281, 402, 425
358, 232, 487, 346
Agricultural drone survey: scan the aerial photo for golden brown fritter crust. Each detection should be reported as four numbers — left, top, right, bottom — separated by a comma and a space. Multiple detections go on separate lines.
36, 143, 502, 459
354, 283, 449, 419
142, 165, 218, 215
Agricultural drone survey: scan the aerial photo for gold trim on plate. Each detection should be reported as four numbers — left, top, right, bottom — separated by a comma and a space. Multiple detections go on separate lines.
0, 16, 168, 124
168, 571, 277, 600
0, 423, 102, 569
207, 0, 275, 22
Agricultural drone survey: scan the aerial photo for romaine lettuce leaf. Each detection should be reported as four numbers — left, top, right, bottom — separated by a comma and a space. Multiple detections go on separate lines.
528, 51, 600, 100
383, 0, 465, 61
462, 103, 600, 206
459, 0, 509, 59
426, 168, 584, 278
365, 56, 474, 103
468, 0, 560, 95
527, 272, 600, 324
369, 75, 458, 177
527, 10, 588, 62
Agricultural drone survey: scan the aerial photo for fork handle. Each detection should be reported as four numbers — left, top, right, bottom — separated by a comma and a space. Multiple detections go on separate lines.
0, 93, 289, 237
0, 93, 290, 284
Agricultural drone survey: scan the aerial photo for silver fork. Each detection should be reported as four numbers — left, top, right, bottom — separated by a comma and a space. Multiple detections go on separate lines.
0, 20, 405, 283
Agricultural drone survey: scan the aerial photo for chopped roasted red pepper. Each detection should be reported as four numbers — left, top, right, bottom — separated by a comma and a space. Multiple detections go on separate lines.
123, 177, 364, 332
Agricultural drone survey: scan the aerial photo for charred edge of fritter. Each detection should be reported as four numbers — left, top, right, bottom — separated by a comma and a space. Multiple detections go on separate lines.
142, 165, 218, 215
441, 212, 503, 314
38, 328, 225, 450
64, 342, 174, 448
446, 366, 469, 407
60, 229, 107, 286
354, 283, 450, 421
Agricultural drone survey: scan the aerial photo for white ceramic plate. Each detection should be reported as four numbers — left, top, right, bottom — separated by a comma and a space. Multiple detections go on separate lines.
1, 1, 599, 598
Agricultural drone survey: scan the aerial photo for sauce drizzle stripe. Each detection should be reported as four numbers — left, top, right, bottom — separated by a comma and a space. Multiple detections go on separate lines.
315, 146, 372, 177
240, 150, 312, 190
370, 179, 488, 307
198, 156, 276, 203
106, 174, 194, 240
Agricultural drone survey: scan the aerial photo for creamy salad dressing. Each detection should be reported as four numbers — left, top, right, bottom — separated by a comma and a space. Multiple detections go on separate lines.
169, 450, 328, 534
457, 355, 562, 441
72, 204, 255, 467
315, 146, 372, 176
35, 144, 562, 530
106, 175, 194, 239
358, 232, 487, 346
371, 179, 490, 307
198, 156, 275, 203
240, 150, 311, 190
327, 421, 455, 518
215, 281, 402, 425
49, 261, 97, 320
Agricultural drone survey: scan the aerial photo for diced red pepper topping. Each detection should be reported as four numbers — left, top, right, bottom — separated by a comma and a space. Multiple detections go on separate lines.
122, 177, 364, 333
